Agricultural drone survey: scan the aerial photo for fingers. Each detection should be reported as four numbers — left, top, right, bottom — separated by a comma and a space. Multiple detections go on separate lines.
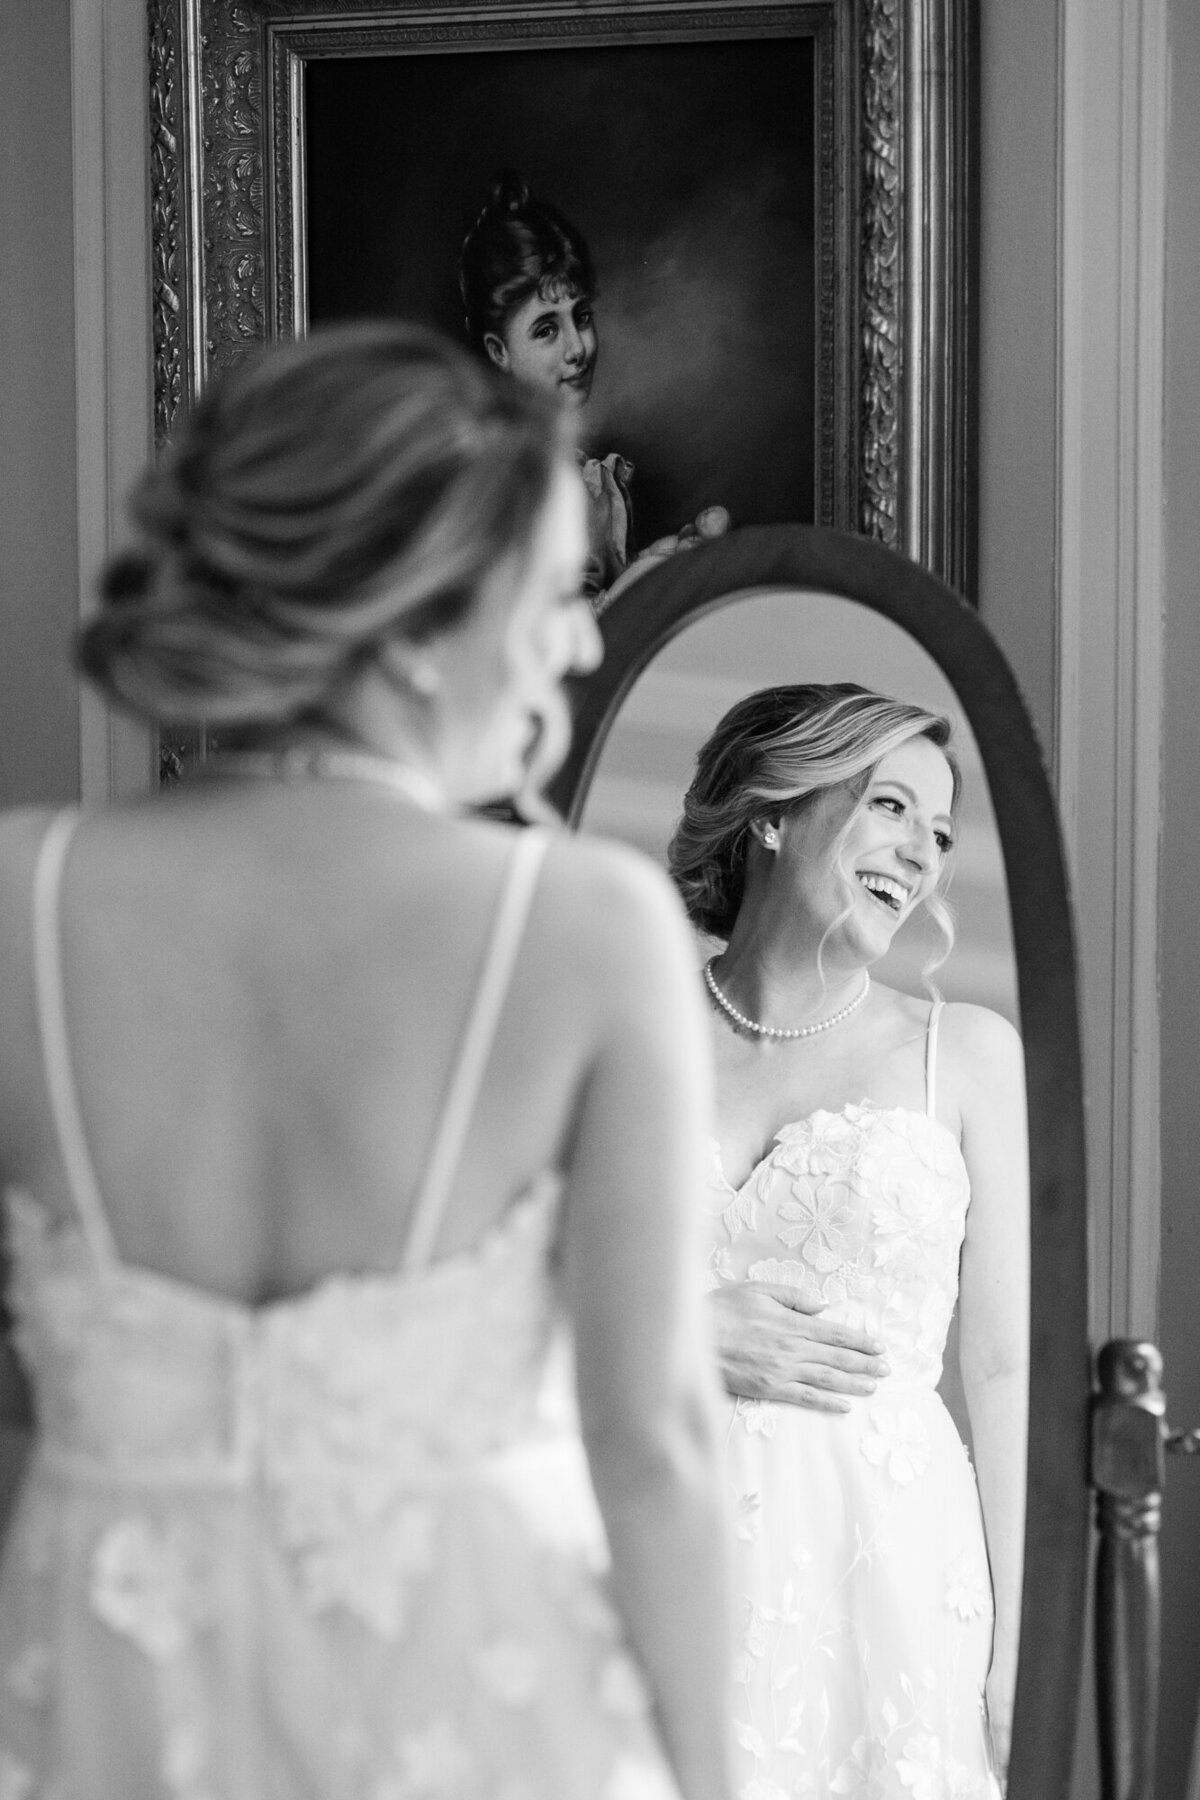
775, 1383, 854, 1414
752, 1281, 826, 1316
717, 1344, 884, 1401
789, 1359, 883, 1395
694, 505, 731, 538
788, 1324, 892, 1360
752, 1286, 886, 1358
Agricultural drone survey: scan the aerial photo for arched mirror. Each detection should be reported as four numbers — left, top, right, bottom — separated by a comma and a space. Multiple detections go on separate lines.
547, 526, 1091, 1800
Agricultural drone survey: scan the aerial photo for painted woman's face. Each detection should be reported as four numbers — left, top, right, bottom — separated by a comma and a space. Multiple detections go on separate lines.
485, 286, 598, 410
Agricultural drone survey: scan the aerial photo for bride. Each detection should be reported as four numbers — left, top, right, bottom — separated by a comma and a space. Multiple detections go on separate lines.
0, 322, 733, 1800
671, 683, 1028, 1797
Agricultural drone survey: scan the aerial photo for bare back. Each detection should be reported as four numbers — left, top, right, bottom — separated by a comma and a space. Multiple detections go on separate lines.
0, 785, 613, 1307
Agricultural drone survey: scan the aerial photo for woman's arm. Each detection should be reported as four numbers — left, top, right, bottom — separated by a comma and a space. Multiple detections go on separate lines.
557, 847, 733, 1800
950, 1003, 1030, 1784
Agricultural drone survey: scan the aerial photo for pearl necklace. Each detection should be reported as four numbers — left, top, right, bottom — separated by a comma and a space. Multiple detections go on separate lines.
703, 959, 870, 1040
209, 746, 447, 813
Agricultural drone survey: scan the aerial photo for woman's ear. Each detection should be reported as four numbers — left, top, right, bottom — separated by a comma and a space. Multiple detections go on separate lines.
482, 333, 510, 373
749, 817, 782, 852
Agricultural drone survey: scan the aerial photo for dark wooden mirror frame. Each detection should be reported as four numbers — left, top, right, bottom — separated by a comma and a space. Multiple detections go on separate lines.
548, 525, 1091, 1800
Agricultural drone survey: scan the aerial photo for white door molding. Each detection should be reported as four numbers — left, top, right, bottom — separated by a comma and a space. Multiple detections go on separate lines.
71, 0, 156, 801
1056, 0, 1167, 1341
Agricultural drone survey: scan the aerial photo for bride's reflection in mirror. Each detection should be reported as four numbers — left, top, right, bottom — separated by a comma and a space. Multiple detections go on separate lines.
580, 592, 1028, 1796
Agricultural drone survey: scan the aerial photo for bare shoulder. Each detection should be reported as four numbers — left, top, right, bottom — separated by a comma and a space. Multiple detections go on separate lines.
534, 831, 698, 1008
937, 1002, 1024, 1121
541, 830, 682, 927
938, 1001, 1023, 1069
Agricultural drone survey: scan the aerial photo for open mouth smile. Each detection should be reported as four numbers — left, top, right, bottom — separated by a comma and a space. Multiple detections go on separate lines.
857, 871, 909, 914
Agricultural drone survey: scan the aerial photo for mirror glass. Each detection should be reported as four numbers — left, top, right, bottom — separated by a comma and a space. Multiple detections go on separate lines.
578, 584, 1026, 1771
580, 588, 1017, 1024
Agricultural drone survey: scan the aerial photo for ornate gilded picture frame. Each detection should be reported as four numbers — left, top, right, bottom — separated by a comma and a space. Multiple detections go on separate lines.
149, 0, 975, 584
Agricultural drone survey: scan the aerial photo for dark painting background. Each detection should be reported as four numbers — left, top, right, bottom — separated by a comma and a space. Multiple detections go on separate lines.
306, 38, 815, 546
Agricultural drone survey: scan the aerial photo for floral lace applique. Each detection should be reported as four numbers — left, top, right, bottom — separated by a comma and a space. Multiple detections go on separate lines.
830, 1732, 889, 1797
733, 1490, 762, 1544
765, 1121, 878, 1306
734, 1720, 770, 1760
860, 1407, 932, 1486
736, 1595, 774, 1671
945, 1554, 993, 1621
735, 1398, 778, 1439
895, 1732, 974, 1799
373, 1714, 474, 1799
721, 1185, 763, 1243
276, 1479, 436, 1639
703, 1245, 735, 1292
856, 1111, 968, 1276
739, 1777, 797, 1800
89, 1515, 210, 1661
773, 1112, 861, 1179
777, 1176, 856, 1270
473, 1639, 541, 1707
745, 1257, 804, 1291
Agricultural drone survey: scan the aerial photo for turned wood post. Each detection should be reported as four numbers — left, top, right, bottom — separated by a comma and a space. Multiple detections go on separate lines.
1092, 1338, 1165, 1800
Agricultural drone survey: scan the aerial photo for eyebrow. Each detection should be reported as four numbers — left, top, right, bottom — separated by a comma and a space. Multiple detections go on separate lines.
530, 296, 590, 323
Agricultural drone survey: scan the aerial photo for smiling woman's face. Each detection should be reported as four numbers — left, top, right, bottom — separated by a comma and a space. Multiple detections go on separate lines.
771, 734, 957, 963
484, 286, 598, 410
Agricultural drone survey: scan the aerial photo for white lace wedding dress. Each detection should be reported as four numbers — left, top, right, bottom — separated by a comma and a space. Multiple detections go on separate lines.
0, 814, 679, 1800
704, 1005, 1002, 1800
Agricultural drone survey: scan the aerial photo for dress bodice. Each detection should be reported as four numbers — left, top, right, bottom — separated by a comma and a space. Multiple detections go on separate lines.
4, 1177, 563, 1492
2, 813, 571, 1620
703, 1099, 971, 1388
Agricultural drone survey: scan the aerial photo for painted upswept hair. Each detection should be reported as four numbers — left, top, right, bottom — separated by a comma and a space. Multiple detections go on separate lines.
458, 170, 596, 353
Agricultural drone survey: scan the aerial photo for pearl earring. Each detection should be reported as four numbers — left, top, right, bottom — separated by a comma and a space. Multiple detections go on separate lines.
763, 828, 779, 848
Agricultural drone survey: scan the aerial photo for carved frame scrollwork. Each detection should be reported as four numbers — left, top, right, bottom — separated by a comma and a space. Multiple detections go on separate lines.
148, 0, 974, 588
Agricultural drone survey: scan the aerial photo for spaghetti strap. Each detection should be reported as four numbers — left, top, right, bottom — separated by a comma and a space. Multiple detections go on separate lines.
924, 999, 945, 1122
31, 811, 118, 1266
400, 829, 550, 1273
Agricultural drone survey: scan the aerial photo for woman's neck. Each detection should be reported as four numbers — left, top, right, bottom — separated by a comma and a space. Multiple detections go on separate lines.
713, 922, 868, 1029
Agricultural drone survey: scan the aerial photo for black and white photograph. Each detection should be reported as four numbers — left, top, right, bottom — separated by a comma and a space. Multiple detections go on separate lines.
1, 1, 1198, 1796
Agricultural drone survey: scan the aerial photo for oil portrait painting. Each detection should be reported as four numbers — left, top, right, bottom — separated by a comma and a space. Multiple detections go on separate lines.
304, 39, 816, 548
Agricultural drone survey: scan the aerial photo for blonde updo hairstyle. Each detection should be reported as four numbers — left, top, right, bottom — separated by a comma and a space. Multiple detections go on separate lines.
668, 683, 962, 983
79, 321, 573, 731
